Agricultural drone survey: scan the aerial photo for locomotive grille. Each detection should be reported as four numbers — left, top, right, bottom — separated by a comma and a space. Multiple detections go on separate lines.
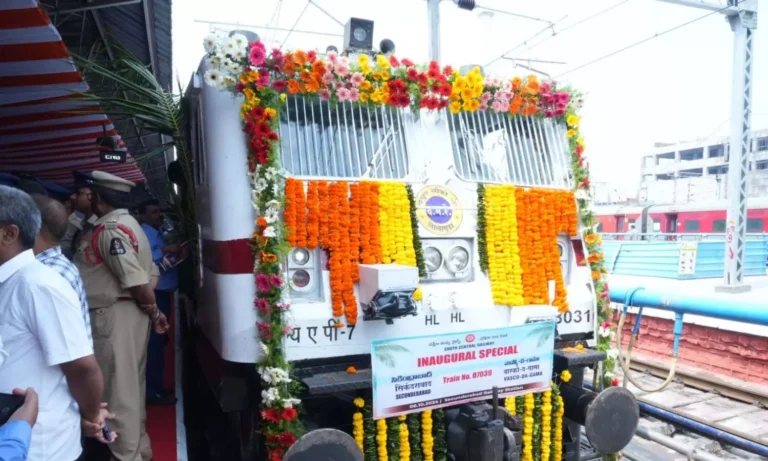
278, 95, 410, 180
448, 111, 573, 189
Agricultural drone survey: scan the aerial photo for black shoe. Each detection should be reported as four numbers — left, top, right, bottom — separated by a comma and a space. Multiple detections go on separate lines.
146, 393, 176, 406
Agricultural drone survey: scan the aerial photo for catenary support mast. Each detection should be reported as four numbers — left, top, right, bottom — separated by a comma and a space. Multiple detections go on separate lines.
658, 0, 757, 292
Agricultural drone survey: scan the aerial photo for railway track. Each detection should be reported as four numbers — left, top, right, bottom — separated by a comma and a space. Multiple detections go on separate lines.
585, 357, 768, 461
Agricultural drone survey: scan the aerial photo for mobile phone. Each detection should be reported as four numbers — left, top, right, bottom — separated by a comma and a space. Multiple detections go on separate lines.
102, 422, 113, 442
0, 393, 25, 426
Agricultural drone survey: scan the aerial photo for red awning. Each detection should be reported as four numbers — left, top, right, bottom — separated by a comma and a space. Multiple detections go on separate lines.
0, 0, 145, 184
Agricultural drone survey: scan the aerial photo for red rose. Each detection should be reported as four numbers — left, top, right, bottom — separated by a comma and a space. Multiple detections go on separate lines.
282, 408, 297, 422
279, 431, 297, 446
262, 408, 281, 423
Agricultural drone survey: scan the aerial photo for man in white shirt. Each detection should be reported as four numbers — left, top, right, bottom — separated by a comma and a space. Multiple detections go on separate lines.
0, 185, 110, 461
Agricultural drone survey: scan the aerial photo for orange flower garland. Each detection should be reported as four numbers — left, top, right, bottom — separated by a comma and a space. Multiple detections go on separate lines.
337, 183, 358, 325
284, 178, 300, 247
317, 181, 330, 247
349, 184, 362, 283
368, 182, 383, 263
327, 182, 345, 318
358, 183, 375, 265
306, 181, 320, 249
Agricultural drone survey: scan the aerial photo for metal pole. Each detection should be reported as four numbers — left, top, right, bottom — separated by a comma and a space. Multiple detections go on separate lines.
427, 0, 441, 62
719, 2, 757, 293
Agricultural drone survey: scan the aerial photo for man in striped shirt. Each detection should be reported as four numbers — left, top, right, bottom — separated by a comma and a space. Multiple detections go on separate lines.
31, 195, 92, 342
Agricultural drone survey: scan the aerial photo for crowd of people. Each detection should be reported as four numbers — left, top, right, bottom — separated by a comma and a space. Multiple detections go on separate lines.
0, 170, 184, 461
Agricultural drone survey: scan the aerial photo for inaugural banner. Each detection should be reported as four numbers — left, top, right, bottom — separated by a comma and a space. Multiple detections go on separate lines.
371, 322, 555, 419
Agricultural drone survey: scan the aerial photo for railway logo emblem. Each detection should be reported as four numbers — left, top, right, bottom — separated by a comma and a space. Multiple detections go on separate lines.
415, 186, 463, 235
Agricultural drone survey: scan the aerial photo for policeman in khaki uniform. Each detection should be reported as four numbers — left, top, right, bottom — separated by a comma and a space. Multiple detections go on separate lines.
74, 170, 169, 461
61, 171, 98, 260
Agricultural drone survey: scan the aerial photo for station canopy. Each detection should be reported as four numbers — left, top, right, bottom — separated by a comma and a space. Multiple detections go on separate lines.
0, 0, 173, 202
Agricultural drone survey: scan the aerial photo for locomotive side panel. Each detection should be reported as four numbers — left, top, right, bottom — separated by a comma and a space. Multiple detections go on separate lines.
196, 61, 260, 363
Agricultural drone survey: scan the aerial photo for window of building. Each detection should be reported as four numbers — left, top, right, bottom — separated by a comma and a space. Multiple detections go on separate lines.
708, 144, 724, 157
683, 220, 700, 232
596, 222, 604, 232
747, 219, 764, 232
712, 220, 726, 232
652, 219, 661, 232
756, 137, 768, 152
757, 161, 768, 171
680, 148, 704, 161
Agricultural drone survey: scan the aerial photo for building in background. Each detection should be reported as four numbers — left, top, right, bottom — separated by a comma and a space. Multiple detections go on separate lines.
639, 128, 768, 204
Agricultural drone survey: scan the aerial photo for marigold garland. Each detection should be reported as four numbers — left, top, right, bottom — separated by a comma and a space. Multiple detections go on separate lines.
349, 184, 362, 282
317, 181, 330, 247
421, 411, 434, 461
377, 419, 388, 461
523, 393, 535, 461
285, 178, 307, 248
327, 183, 346, 319
305, 181, 320, 249
552, 386, 563, 461
353, 398, 365, 453
368, 183, 383, 263
484, 185, 524, 306
504, 396, 516, 415
378, 182, 417, 266
398, 416, 410, 461
541, 389, 552, 461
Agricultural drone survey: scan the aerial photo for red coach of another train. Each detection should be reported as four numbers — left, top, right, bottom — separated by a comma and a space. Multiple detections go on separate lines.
594, 198, 768, 234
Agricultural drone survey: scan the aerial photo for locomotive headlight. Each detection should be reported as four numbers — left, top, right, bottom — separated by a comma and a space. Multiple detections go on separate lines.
424, 247, 443, 273
446, 246, 470, 273
291, 248, 310, 266
292, 269, 311, 288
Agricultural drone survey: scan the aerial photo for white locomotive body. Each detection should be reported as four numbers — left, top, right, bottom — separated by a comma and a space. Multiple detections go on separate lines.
187, 58, 597, 368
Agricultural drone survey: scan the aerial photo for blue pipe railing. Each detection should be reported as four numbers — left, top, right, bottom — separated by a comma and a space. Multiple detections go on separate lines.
610, 284, 768, 327
607, 284, 768, 456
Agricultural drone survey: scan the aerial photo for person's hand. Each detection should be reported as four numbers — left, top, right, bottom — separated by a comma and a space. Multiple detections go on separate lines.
153, 312, 170, 334
8, 388, 38, 427
81, 403, 117, 444
163, 243, 181, 254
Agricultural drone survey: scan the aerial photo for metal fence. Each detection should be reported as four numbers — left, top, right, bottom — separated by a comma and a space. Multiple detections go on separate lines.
601, 233, 768, 242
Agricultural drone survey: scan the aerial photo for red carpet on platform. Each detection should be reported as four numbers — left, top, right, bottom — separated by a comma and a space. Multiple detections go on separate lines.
146, 296, 179, 461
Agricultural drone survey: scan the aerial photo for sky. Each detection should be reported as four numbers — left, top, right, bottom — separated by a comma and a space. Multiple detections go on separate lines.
171, 0, 768, 197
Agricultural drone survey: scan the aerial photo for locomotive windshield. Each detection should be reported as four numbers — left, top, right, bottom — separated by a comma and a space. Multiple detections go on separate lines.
448, 111, 573, 188
278, 95, 410, 179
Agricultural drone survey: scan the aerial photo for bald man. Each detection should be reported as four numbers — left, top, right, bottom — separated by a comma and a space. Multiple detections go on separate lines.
32, 195, 93, 342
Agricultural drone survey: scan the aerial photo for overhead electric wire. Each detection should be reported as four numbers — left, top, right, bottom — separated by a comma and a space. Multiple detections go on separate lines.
280, 0, 311, 49
523, 0, 634, 54
485, 0, 633, 68
555, 0, 740, 78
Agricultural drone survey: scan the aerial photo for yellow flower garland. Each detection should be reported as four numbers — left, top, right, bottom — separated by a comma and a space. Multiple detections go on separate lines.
378, 182, 417, 266
484, 185, 524, 306
522, 393, 535, 461
376, 419, 388, 461
421, 410, 434, 461
353, 398, 365, 453
399, 415, 410, 461
504, 396, 516, 415
554, 396, 565, 461
541, 390, 552, 461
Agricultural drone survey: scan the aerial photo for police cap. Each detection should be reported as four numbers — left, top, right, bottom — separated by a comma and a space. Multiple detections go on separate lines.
72, 170, 94, 190
17, 176, 48, 197
40, 180, 74, 203
0, 173, 19, 188
91, 170, 135, 193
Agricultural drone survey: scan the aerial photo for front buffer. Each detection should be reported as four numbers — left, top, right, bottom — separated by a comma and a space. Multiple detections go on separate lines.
292, 345, 639, 461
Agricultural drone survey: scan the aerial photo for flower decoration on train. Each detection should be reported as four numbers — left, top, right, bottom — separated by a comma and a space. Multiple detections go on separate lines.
202, 31, 614, 460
